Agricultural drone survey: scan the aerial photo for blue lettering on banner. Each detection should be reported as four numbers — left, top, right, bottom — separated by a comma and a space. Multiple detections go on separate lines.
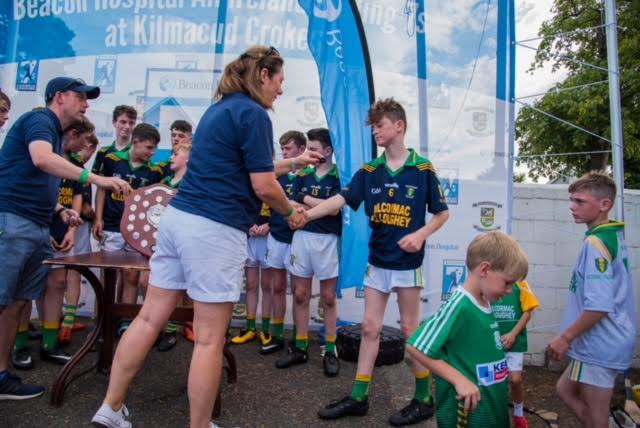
476, 359, 509, 386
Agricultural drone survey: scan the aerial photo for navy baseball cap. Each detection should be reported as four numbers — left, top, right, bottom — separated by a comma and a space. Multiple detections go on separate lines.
45, 77, 100, 103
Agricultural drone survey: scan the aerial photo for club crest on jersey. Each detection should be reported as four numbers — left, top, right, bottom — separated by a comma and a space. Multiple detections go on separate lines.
405, 185, 417, 198
476, 359, 509, 386
595, 258, 608, 273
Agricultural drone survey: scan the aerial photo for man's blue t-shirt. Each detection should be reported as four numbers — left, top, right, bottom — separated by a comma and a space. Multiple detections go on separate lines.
268, 173, 296, 243
293, 165, 342, 236
171, 93, 275, 232
340, 149, 448, 270
0, 108, 63, 226
100, 150, 164, 232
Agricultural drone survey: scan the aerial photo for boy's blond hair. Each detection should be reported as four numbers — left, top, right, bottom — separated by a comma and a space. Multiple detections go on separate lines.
466, 231, 528, 281
173, 142, 192, 155
568, 171, 616, 202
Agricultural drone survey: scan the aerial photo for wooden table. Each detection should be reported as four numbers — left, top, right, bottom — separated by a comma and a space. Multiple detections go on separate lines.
44, 251, 237, 415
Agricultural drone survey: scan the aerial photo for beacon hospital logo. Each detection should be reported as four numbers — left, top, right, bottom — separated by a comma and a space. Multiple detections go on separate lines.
313, 0, 343, 22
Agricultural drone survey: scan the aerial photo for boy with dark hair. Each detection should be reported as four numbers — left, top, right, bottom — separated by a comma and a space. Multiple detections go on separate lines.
91, 105, 137, 175
406, 231, 529, 428
275, 127, 342, 377
0, 89, 11, 129
548, 172, 636, 428
93, 123, 164, 315
299, 98, 449, 425
491, 279, 540, 428
260, 130, 307, 354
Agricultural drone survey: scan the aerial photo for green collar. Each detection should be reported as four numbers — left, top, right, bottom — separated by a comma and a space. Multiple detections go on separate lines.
314, 164, 338, 181
586, 220, 624, 236
369, 149, 427, 177
117, 148, 152, 170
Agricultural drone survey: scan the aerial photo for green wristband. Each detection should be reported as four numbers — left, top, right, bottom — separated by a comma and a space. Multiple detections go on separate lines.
285, 207, 295, 218
79, 169, 90, 185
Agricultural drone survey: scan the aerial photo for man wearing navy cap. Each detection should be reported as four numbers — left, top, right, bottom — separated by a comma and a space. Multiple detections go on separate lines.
0, 77, 132, 401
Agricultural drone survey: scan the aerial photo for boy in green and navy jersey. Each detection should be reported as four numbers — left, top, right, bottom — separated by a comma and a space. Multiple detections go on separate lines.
304, 99, 449, 426
492, 279, 540, 428
261, 131, 307, 355
548, 172, 636, 427
407, 231, 529, 428
275, 128, 342, 377
91, 105, 137, 175
93, 123, 164, 309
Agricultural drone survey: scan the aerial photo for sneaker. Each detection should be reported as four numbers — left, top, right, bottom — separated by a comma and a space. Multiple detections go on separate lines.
260, 336, 284, 355
318, 396, 368, 419
71, 322, 86, 332
91, 403, 132, 428
40, 346, 72, 365
513, 415, 529, 428
11, 348, 34, 370
182, 323, 194, 343
388, 398, 434, 426
0, 372, 45, 400
209, 422, 221, 428
58, 327, 72, 345
156, 332, 177, 352
259, 331, 272, 346
116, 321, 131, 338
323, 351, 340, 377
231, 330, 256, 345
275, 347, 308, 369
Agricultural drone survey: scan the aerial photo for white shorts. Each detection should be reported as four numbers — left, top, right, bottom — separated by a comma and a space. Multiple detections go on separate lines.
51, 224, 94, 269
149, 206, 247, 303
246, 235, 269, 268
99, 230, 135, 252
289, 230, 339, 280
265, 234, 291, 270
506, 352, 523, 372
363, 264, 424, 294
568, 359, 619, 388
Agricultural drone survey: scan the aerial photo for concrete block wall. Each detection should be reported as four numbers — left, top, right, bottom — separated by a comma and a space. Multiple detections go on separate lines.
512, 183, 640, 367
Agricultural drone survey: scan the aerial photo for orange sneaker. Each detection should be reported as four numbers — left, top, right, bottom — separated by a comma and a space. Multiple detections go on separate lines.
182, 323, 194, 343
513, 415, 529, 428
71, 322, 86, 332
58, 327, 72, 345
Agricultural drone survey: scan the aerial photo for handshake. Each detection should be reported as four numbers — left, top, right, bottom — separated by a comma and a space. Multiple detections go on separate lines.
287, 206, 310, 230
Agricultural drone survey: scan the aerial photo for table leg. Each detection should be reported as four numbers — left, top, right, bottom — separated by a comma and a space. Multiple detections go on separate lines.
99, 268, 117, 374
50, 267, 105, 407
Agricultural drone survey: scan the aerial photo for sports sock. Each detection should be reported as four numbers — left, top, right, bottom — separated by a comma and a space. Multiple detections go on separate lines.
261, 316, 271, 333
165, 321, 179, 334
272, 318, 284, 338
14, 324, 29, 350
513, 401, 524, 417
246, 316, 256, 332
42, 321, 60, 350
325, 334, 336, 354
62, 304, 77, 329
414, 370, 432, 403
295, 334, 308, 351
290, 325, 297, 343
351, 374, 371, 402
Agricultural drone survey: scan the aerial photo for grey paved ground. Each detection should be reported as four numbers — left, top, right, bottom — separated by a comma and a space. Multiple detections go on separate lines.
0, 321, 601, 427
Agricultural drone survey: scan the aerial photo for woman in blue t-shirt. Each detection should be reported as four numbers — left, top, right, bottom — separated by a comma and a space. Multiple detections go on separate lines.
92, 46, 319, 428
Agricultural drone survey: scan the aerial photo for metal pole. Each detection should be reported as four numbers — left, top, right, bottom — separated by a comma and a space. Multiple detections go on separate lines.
604, 0, 625, 221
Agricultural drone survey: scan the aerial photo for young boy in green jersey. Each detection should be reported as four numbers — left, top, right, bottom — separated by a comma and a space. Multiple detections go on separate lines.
298, 99, 449, 425
406, 231, 529, 428
492, 279, 540, 428
92, 105, 137, 175
548, 172, 636, 428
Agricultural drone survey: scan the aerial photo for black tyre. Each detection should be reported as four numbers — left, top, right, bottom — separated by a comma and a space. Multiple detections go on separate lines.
336, 324, 405, 366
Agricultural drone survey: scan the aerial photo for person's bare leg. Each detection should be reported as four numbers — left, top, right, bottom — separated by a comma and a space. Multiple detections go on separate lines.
103, 285, 181, 409
271, 268, 287, 323
260, 268, 273, 323
245, 266, 259, 322
396, 288, 428, 373
355, 288, 390, 375
556, 366, 587, 422
0, 300, 28, 371
41, 269, 67, 346
121, 269, 140, 304
188, 301, 233, 428
580, 382, 614, 428
292, 276, 312, 340
320, 278, 338, 340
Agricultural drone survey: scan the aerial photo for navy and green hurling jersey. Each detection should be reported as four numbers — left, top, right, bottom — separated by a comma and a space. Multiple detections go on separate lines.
492, 280, 540, 353
293, 165, 342, 236
256, 202, 272, 226
162, 175, 182, 189
408, 288, 509, 428
562, 221, 637, 370
91, 141, 130, 175
101, 150, 164, 232
70, 153, 93, 221
340, 149, 448, 270
158, 160, 173, 177
268, 172, 296, 243
50, 169, 83, 244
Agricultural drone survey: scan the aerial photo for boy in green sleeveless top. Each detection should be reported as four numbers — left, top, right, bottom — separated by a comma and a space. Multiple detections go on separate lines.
406, 231, 529, 428
492, 279, 540, 428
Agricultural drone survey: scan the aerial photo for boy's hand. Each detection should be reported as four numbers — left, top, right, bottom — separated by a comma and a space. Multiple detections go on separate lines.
398, 231, 426, 253
94, 175, 132, 196
57, 230, 76, 252
256, 223, 270, 236
248, 224, 260, 236
60, 208, 83, 227
287, 207, 306, 229
92, 220, 104, 242
547, 334, 571, 361
294, 151, 324, 168
454, 377, 481, 413
501, 333, 516, 350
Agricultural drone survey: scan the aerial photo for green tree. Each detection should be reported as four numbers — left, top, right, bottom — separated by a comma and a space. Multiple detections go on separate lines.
516, 0, 640, 188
